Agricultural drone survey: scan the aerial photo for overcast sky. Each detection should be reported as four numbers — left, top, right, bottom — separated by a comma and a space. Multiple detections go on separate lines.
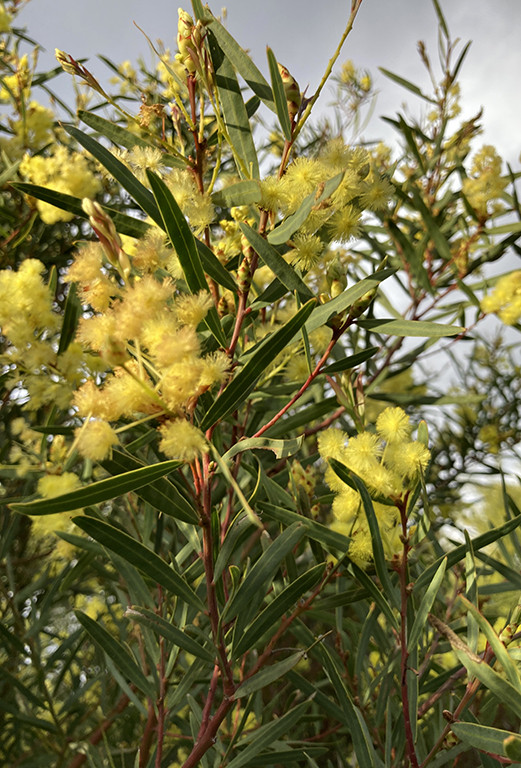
18, 0, 521, 164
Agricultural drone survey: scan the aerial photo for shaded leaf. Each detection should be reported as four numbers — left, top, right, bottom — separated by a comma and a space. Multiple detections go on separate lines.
126, 607, 214, 661
200, 299, 316, 430
451, 722, 521, 761
234, 651, 303, 698
266, 46, 292, 140
75, 610, 154, 698
11, 460, 181, 516
73, 516, 204, 611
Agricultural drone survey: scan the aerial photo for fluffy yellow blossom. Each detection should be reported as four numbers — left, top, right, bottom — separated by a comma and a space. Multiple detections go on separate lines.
481, 271, 521, 325
0, 54, 30, 101
462, 145, 507, 218
165, 168, 214, 231
20, 146, 101, 224
174, 290, 214, 327
75, 419, 119, 461
319, 407, 430, 568
159, 419, 207, 462
290, 233, 324, 271
38, 472, 81, 499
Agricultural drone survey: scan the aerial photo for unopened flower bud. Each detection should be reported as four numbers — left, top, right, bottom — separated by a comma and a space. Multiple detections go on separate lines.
55, 49, 78, 76
177, 8, 198, 74
237, 254, 252, 293
349, 288, 377, 319
278, 63, 301, 121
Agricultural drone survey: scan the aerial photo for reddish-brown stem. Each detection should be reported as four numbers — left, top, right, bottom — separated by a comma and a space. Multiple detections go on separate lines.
181, 697, 235, 768
252, 329, 344, 438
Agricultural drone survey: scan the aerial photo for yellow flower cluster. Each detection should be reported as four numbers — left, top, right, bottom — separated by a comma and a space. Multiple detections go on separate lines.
69, 246, 229, 463
19, 145, 101, 224
462, 145, 507, 218
0, 53, 30, 101
259, 141, 390, 267
481, 271, 521, 325
0, 259, 86, 411
318, 407, 430, 568
0, 4, 12, 32
166, 168, 214, 233
1, 100, 54, 156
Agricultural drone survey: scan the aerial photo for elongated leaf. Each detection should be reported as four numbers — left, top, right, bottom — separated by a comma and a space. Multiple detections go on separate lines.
0, 700, 59, 733
57, 283, 81, 355
147, 170, 226, 345
75, 610, 154, 698
12, 182, 149, 238
379, 67, 436, 103
322, 346, 379, 374
416, 513, 521, 591
451, 722, 521, 760
196, 238, 237, 292
204, 14, 275, 113
267, 173, 344, 245
267, 47, 292, 140
258, 500, 350, 553
330, 460, 398, 606
240, 222, 313, 302
356, 318, 464, 337
454, 649, 521, 720
102, 450, 197, 525
200, 299, 316, 429
211, 180, 262, 208
206, 29, 259, 179
126, 607, 214, 661
73, 516, 204, 611
225, 522, 304, 623
464, 530, 479, 653
78, 110, 184, 167
459, 595, 520, 688
408, 558, 446, 648
63, 124, 163, 226
11, 460, 180, 516
320, 645, 379, 767
223, 435, 304, 463
350, 562, 398, 631
234, 651, 303, 699
233, 564, 324, 658
305, 268, 395, 333
226, 701, 309, 768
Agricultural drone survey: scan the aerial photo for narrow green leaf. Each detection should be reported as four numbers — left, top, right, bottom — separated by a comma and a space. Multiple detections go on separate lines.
357, 318, 464, 337
147, 170, 226, 345
78, 109, 185, 168
234, 651, 303, 699
233, 564, 324, 658
206, 28, 259, 179
451, 723, 521, 760
11, 460, 181, 516
102, 450, 197, 525
432, 0, 449, 38
63, 124, 163, 226
408, 558, 446, 648
267, 173, 344, 245
196, 237, 237, 292
459, 595, 520, 688
126, 607, 214, 661
258, 500, 350, 553
0, 158, 21, 185
454, 649, 521, 720
416, 513, 521, 591
350, 562, 398, 632
464, 530, 479, 653
266, 47, 292, 140
225, 522, 305, 623
75, 610, 154, 698
200, 299, 316, 430
320, 645, 379, 767
378, 67, 436, 103
330, 460, 398, 607
73, 516, 205, 611
0, 700, 58, 733
226, 701, 309, 768
304, 268, 395, 334
322, 346, 379, 374
223, 435, 304, 463
57, 283, 81, 355
240, 222, 314, 302
204, 15, 275, 113
12, 182, 149, 238
211, 180, 261, 208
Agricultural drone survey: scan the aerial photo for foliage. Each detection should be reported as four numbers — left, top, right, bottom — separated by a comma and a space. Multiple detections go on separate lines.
1, 1, 521, 767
